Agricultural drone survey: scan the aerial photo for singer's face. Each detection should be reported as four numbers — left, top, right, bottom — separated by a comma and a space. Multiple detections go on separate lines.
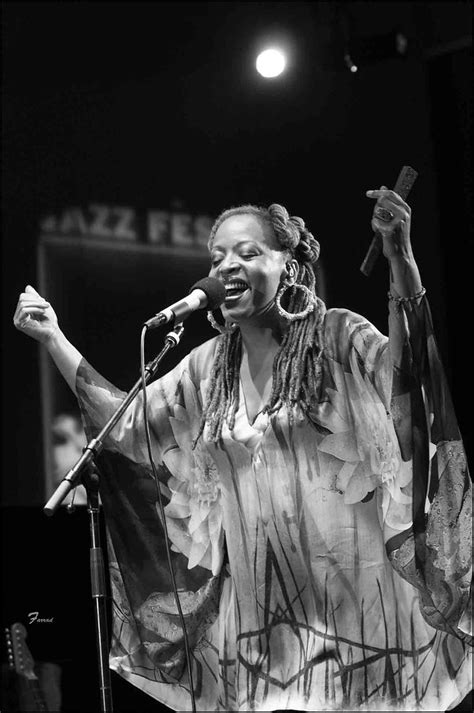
209, 214, 287, 323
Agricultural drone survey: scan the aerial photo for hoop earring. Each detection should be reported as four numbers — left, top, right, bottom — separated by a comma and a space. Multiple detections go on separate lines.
275, 282, 316, 322
207, 311, 237, 334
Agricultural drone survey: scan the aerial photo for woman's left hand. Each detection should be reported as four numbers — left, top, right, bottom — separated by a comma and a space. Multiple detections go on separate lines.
366, 186, 413, 261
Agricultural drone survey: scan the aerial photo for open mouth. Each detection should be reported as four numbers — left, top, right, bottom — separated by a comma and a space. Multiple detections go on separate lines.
224, 280, 249, 302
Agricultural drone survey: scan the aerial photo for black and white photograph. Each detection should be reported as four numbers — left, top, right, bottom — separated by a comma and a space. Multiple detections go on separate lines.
2, 2, 472, 711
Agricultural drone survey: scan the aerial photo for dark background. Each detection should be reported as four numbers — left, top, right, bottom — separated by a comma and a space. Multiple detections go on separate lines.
2, 1, 472, 711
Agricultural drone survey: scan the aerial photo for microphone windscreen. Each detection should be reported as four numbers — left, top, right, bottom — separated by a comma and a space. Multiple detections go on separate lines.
190, 277, 226, 310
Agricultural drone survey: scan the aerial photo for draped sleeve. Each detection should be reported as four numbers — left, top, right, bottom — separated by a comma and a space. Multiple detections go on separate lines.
383, 296, 472, 644
74, 337, 227, 687
319, 297, 471, 644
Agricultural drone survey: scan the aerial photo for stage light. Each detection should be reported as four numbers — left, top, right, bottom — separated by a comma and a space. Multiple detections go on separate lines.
256, 48, 287, 78
344, 53, 358, 73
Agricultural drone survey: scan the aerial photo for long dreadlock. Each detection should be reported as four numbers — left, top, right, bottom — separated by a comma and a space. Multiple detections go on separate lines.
193, 203, 326, 448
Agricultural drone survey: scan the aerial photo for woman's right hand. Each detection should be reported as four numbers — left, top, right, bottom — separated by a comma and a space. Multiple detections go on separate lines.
13, 285, 59, 345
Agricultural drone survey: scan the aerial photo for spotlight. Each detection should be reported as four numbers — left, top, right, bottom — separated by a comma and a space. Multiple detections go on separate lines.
256, 48, 287, 78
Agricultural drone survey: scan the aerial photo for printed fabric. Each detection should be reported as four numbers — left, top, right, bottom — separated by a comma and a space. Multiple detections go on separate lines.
76, 296, 472, 711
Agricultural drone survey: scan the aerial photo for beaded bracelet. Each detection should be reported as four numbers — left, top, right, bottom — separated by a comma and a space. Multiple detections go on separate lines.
387, 286, 426, 305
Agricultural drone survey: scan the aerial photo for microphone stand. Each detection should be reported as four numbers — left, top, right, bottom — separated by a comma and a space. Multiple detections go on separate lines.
43, 323, 185, 713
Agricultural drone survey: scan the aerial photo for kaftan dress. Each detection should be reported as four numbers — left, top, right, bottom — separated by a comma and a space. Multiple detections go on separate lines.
75, 297, 472, 711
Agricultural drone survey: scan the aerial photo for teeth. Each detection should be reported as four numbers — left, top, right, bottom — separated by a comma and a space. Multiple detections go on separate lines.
225, 281, 248, 291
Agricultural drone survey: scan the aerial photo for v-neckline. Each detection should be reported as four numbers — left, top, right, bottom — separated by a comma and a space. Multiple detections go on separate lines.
239, 377, 267, 428
239, 341, 277, 428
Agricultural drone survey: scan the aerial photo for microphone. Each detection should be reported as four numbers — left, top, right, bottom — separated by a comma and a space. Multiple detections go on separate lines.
144, 277, 226, 329
360, 165, 418, 276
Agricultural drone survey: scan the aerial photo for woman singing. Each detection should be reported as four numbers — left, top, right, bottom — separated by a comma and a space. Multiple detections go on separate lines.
14, 189, 472, 711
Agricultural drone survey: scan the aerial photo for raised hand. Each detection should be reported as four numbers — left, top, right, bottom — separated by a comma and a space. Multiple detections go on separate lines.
366, 185, 413, 262
13, 285, 59, 345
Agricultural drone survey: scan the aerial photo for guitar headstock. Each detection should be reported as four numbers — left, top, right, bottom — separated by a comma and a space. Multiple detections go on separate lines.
5, 622, 38, 680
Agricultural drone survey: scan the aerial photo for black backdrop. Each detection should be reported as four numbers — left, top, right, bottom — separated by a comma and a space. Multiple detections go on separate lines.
2, 2, 471, 711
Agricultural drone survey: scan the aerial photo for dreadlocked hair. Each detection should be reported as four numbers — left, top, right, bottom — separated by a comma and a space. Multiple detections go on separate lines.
192, 203, 326, 448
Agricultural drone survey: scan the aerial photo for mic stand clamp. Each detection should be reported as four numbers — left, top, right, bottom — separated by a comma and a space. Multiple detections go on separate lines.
42, 322, 185, 713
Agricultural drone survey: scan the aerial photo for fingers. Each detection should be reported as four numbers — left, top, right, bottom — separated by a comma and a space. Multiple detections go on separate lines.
366, 185, 411, 235
14, 305, 49, 330
14, 296, 50, 316
18, 306, 49, 318
21, 285, 47, 304
15, 286, 49, 310
366, 187, 411, 213
17, 285, 49, 305
13, 287, 51, 328
17, 298, 50, 308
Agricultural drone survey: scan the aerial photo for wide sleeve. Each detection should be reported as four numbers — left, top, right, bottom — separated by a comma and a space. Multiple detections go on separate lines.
319, 299, 471, 644
74, 339, 227, 687
383, 295, 472, 644
76, 350, 197, 466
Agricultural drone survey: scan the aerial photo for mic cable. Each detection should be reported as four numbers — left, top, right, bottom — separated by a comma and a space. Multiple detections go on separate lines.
140, 324, 197, 713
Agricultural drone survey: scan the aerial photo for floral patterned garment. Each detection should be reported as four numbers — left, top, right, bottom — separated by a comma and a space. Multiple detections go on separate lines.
76, 296, 472, 712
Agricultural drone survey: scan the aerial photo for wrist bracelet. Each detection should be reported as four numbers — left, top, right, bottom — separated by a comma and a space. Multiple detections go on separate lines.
388, 286, 426, 305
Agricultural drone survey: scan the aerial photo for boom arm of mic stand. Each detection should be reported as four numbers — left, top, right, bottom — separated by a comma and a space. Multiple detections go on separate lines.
43, 323, 185, 516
